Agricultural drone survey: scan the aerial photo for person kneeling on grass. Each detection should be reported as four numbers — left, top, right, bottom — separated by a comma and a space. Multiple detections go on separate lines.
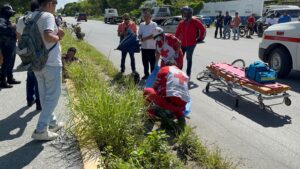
62, 47, 80, 79
143, 59, 190, 127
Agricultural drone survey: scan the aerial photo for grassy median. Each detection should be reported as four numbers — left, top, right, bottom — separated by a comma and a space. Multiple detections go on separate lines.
61, 30, 237, 169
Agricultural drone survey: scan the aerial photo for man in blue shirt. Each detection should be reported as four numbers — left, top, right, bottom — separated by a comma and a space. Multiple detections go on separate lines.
278, 11, 291, 23
223, 11, 232, 39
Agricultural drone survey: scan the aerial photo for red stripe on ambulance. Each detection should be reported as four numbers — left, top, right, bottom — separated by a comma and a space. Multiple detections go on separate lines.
264, 35, 300, 43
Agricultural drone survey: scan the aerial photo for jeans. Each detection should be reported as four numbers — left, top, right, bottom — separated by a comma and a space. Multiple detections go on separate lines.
34, 66, 62, 132
232, 27, 240, 39
181, 45, 196, 77
26, 70, 40, 105
0, 42, 16, 82
223, 25, 231, 39
214, 25, 223, 38
141, 49, 156, 76
121, 51, 136, 72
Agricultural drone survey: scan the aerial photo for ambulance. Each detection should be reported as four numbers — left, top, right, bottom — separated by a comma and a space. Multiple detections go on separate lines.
258, 21, 300, 78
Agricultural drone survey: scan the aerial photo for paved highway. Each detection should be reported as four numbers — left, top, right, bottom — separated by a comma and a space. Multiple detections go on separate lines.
65, 18, 300, 169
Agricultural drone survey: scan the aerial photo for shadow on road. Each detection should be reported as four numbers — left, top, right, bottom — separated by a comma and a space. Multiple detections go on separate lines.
0, 141, 44, 169
277, 71, 300, 94
50, 131, 83, 168
188, 81, 199, 90
203, 90, 292, 128
0, 106, 39, 141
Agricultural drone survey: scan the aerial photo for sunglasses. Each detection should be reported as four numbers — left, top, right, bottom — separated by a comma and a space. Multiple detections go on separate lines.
124, 18, 130, 20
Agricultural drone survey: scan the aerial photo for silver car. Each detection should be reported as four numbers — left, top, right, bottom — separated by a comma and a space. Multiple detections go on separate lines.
159, 16, 206, 41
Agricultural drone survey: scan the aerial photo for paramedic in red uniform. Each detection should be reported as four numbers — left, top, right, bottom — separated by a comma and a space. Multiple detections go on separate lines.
144, 59, 190, 124
175, 6, 206, 78
152, 27, 184, 69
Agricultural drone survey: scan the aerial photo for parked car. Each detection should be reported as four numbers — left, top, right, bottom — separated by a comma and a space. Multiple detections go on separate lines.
77, 13, 87, 22
265, 8, 300, 23
159, 16, 206, 41
259, 22, 300, 78
196, 15, 213, 27
151, 6, 172, 25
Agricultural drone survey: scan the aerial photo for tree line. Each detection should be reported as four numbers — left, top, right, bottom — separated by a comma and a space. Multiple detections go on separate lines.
0, 0, 288, 16
59, 0, 205, 17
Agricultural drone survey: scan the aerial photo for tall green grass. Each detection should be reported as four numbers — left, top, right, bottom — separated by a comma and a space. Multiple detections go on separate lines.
62, 30, 237, 169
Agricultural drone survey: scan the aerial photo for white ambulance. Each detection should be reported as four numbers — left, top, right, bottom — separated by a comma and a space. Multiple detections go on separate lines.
258, 21, 300, 78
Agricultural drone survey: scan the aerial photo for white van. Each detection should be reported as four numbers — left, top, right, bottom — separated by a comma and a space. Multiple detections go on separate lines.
263, 5, 299, 14
266, 8, 300, 22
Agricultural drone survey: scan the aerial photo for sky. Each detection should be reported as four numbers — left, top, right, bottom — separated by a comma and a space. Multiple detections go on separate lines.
57, 0, 78, 9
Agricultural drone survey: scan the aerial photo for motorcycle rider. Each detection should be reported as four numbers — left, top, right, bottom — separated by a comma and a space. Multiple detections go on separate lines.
246, 14, 256, 38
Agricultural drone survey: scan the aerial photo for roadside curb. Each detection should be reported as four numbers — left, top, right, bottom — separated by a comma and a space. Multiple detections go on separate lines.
65, 79, 101, 169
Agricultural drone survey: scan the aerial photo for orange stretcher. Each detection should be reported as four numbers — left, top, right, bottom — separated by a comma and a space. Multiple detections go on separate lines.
197, 60, 292, 109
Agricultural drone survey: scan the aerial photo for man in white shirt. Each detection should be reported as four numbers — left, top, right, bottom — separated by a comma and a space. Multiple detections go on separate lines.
266, 14, 277, 26
138, 12, 157, 80
31, 0, 65, 141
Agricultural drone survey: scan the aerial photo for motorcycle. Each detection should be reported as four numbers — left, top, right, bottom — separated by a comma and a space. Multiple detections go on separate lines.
256, 21, 269, 37
71, 23, 85, 40
239, 25, 254, 37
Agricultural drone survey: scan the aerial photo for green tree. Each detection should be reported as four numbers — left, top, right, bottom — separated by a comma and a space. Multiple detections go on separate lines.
0, 0, 29, 14
63, 2, 80, 16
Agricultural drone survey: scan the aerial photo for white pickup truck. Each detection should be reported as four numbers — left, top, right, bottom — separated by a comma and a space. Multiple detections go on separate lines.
104, 8, 122, 24
259, 22, 300, 78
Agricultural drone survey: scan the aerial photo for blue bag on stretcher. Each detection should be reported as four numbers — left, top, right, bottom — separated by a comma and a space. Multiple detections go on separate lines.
245, 61, 277, 84
145, 66, 192, 116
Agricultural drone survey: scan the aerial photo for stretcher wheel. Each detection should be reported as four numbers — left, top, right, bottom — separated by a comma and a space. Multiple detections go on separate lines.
205, 82, 210, 93
259, 102, 265, 110
196, 72, 203, 80
235, 98, 239, 108
284, 97, 291, 106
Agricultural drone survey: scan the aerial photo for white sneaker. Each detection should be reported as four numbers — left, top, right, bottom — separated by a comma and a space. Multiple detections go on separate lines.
49, 122, 64, 133
31, 130, 58, 141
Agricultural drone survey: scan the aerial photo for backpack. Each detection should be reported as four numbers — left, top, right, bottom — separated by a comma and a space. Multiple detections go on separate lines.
17, 12, 57, 71
245, 61, 277, 84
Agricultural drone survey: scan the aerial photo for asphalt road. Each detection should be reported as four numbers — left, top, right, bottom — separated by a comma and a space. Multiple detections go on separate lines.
65, 18, 300, 169
0, 42, 82, 168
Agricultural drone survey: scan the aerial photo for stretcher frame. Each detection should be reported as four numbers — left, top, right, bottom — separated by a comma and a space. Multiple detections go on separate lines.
197, 60, 292, 110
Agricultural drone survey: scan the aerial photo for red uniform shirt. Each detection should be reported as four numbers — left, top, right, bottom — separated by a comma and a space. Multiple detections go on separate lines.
153, 66, 190, 103
156, 33, 184, 68
175, 18, 206, 47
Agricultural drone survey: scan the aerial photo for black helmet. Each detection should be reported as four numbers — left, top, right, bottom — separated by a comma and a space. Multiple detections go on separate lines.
181, 6, 193, 19
0, 4, 15, 17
